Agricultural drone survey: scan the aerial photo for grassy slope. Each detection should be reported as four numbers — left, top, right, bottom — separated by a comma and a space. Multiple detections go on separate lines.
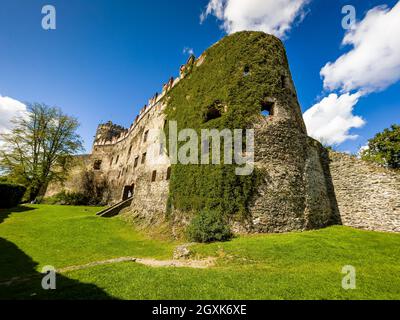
0, 205, 176, 278
0, 205, 399, 300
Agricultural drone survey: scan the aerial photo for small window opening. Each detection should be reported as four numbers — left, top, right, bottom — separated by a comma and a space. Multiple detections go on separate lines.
93, 160, 102, 171
243, 65, 250, 76
143, 130, 149, 143
110, 157, 113, 166
115, 155, 119, 164
166, 167, 171, 180
151, 170, 157, 182
261, 99, 275, 117
141, 152, 147, 164
204, 104, 222, 122
134, 156, 139, 168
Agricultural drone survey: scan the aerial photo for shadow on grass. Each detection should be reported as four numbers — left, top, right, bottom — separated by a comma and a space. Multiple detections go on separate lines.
0, 205, 37, 225
0, 237, 114, 300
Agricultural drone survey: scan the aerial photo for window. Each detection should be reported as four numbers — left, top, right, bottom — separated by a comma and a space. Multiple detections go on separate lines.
141, 152, 147, 164
134, 156, 139, 168
261, 99, 275, 117
93, 160, 102, 171
115, 155, 120, 164
143, 130, 149, 143
204, 104, 222, 122
166, 167, 171, 180
151, 170, 157, 182
243, 65, 250, 77
110, 157, 114, 166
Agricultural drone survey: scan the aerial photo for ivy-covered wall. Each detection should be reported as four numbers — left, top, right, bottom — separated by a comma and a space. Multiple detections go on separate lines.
165, 31, 305, 219
164, 31, 340, 233
46, 31, 341, 234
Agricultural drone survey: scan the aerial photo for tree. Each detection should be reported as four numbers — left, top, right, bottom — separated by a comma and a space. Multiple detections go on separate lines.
0, 103, 83, 201
361, 124, 400, 169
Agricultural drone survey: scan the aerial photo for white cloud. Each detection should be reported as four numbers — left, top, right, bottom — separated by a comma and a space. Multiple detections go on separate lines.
321, 2, 400, 93
0, 95, 27, 135
201, 0, 310, 38
358, 144, 369, 158
183, 47, 195, 56
305, 2, 400, 146
303, 93, 365, 146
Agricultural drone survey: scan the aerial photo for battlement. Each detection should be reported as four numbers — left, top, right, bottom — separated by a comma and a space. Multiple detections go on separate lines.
92, 55, 198, 148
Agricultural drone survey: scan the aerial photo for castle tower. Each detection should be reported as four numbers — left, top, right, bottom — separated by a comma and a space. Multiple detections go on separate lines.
48, 31, 340, 234
93, 121, 126, 147
163, 31, 341, 233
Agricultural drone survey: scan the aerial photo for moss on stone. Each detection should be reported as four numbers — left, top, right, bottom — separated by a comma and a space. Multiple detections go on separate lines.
164, 31, 291, 217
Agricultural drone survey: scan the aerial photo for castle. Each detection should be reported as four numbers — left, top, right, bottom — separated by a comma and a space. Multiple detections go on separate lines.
45, 32, 400, 234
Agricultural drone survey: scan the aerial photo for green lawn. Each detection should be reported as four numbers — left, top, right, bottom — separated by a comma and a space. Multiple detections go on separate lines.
0, 205, 399, 300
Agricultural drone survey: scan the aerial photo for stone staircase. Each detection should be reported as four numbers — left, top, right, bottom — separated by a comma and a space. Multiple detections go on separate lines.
96, 198, 133, 218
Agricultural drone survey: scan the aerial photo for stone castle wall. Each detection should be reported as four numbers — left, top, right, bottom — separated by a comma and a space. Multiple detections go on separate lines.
44, 32, 399, 234
250, 119, 341, 233
329, 152, 400, 233
90, 101, 171, 214
45, 155, 91, 198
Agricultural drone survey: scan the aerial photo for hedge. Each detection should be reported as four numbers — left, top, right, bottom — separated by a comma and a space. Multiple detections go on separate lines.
0, 183, 27, 208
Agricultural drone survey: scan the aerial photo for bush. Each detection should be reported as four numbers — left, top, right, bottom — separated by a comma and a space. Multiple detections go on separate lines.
0, 183, 27, 208
42, 191, 89, 206
187, 210, 233, 243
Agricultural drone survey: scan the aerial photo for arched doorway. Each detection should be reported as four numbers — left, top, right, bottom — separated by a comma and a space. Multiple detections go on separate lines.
122, 184, 135, 201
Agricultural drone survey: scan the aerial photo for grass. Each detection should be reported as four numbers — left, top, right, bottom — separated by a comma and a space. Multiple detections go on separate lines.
0, 205, 176, 277
0, 205, 399, 300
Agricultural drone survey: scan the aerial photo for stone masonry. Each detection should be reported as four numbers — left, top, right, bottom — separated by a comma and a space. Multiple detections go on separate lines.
330, 152, 400, 233
45, 32, 399, 234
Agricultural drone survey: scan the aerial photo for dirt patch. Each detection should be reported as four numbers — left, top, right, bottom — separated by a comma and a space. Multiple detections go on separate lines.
0, 256, 216, 287
59, 256, 215, 273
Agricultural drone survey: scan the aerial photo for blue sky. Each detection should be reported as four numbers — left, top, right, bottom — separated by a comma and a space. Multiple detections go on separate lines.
0, 0, 399, 153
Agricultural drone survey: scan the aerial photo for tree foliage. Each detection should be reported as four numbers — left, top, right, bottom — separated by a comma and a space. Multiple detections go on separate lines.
0, 103, 83, 200
361, 124, 400, 169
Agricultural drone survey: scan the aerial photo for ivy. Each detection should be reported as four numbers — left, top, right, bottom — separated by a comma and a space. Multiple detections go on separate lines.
164, 31, 290, 218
